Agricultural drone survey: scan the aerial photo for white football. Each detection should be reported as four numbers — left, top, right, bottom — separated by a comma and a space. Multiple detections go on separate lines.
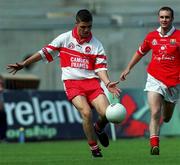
105, 103, 127, 124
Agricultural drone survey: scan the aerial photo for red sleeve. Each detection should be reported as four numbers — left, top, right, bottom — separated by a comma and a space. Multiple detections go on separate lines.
136, 34, 151, 56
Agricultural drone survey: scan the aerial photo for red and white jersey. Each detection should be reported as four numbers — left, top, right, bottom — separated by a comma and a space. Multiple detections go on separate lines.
39, 28, 107, 80
136, 26, 180, 87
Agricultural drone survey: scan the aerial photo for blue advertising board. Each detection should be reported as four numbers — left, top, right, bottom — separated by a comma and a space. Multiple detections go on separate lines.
2, 89, 180, 142
3, 90, 85, 141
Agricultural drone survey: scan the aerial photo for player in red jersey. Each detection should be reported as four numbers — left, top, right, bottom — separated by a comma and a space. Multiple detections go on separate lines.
120, 6, 180, 155
7, 9, 120, 158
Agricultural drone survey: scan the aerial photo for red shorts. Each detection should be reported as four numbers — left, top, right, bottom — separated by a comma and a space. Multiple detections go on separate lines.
64, 78, 105, 102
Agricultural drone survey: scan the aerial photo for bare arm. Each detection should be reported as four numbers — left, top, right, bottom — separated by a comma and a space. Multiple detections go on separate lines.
120, 52, 143, 81
97, 70, 121, 97
7, 52, 42, 75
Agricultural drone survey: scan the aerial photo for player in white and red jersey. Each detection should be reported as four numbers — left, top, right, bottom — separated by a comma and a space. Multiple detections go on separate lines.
120, 6, 180, 155
7, 9, 120, 158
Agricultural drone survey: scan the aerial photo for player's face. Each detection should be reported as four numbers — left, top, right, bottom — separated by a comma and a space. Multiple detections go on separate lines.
158, 10, 173, 29
76, 21, 92, 38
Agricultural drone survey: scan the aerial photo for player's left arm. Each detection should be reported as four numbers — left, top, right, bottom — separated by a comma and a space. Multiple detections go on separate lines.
96, 70, 121, 97
95, 41, 120, 96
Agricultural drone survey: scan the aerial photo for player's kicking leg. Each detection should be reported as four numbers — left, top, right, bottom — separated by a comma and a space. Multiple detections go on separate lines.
94, 117, 109, 147
91, 94, 110, 147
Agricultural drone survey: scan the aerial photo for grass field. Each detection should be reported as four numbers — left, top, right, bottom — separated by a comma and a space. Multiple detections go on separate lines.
0, 137, 180, 165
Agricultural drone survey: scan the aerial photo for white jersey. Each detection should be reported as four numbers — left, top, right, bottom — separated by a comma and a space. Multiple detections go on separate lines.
39, 30, 107, 80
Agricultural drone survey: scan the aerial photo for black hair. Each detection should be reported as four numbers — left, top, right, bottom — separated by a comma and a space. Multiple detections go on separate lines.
158, 6, 174, 18
76, 9, 93, 23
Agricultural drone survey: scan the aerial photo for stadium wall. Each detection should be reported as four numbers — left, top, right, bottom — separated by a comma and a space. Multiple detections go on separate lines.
0, 0, 180, 90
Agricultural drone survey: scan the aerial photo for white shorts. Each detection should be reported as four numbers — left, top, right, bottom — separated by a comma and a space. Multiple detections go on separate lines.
144, 74, 180, 103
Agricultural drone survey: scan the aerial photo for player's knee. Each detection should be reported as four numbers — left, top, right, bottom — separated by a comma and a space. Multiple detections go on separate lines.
81, 110, 92, 119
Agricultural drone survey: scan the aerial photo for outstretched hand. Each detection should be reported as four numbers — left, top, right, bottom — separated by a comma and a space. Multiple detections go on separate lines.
120, 68, 130, 81
106, 81, 121, 98
6, 62, 24, 75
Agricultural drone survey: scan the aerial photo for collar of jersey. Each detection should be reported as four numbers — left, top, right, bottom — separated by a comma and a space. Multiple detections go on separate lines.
72, 26, 92, 45
157, 26, 175, 37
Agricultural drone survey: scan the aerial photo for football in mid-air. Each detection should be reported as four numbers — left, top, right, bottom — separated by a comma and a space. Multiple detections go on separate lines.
105, 103, 127, 124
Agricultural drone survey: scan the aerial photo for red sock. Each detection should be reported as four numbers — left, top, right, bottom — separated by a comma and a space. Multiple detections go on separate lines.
150, 135, 159, 147
88, 140, 99, 151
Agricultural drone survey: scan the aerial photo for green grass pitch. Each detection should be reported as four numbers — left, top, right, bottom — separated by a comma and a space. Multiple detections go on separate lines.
0, 138, 180, 165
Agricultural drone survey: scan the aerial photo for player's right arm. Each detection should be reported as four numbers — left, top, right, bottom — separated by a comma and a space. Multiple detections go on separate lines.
120, 34, 151, 81
120, 52, 143, 81
7, 52, 42, 75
